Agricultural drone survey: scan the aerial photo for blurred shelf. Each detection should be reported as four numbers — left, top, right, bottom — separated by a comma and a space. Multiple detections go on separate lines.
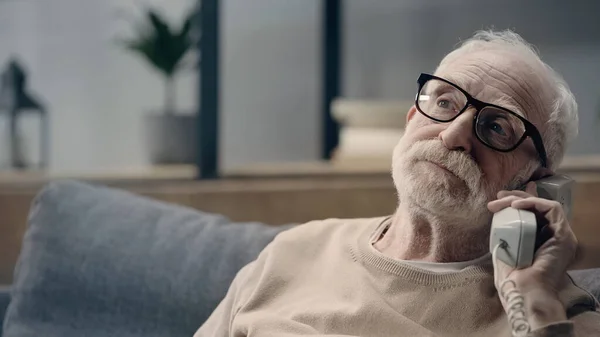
0, 166, 198, 191
223, 159, 391, 178
2, 155, 600, 191
560, 155, 600, 171
222, 155, 600, 182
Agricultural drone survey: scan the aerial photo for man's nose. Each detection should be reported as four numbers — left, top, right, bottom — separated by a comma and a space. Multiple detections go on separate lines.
438, 108, 476, 153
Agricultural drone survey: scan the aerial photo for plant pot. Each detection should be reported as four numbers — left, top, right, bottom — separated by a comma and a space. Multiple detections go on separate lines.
143, 113, 197, 165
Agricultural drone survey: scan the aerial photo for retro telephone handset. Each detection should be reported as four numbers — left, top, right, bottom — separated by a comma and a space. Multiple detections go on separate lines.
490, 174, 575, 337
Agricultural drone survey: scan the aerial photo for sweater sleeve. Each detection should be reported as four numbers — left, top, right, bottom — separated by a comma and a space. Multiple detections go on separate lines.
528, 311, 600, 337
193, 260, 259, 337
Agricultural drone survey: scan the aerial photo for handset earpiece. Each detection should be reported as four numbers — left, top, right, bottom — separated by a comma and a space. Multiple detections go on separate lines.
534, 175, 574, 221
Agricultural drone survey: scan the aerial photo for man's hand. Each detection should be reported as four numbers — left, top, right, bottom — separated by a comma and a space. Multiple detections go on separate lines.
487, 182, 578, 330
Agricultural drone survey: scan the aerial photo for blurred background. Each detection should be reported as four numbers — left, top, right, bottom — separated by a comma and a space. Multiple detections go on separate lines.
0, 0, 599, 180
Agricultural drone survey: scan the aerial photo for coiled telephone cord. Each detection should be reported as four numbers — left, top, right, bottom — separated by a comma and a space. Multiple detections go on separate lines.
492, 241, 531, 337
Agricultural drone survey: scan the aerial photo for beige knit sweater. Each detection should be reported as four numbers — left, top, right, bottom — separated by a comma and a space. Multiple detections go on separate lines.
195, 217, 600, 337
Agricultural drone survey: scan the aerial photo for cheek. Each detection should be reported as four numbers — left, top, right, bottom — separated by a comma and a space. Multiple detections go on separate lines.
479, 151, 523, 187
403, 117, 444, 142
394, 120, 440, 157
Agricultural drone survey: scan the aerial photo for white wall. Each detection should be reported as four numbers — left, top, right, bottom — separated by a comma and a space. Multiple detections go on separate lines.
220, 0, 320, 170
0, 0, 198, 173
0, 0, 321, 174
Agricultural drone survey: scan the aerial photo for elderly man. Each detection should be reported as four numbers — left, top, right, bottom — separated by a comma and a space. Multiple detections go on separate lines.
195, 30, 600, 337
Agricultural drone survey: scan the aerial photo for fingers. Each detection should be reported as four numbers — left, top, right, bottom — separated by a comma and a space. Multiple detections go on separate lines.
489, 195, 569, 236
497, 190, 531, 199
512, 197, 573, 242
511, 197, 578, 271
489, 184, 537, 213
497, 189, 529, 198
511, 197, 562, 220
496, 182, 537, 199
487, 195, 523, 213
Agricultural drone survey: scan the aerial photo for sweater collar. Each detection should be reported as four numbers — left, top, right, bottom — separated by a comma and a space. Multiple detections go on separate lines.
355, 217, 494, 286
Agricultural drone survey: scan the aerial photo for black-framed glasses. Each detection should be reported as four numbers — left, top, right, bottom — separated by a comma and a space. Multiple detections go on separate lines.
415, 73, 548, 168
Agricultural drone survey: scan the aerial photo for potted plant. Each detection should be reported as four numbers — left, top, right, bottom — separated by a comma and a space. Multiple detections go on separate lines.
119, 5, 199, 164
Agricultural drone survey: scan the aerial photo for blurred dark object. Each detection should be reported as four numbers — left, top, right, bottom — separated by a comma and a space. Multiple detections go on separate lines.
0, 58, 49, 171
118, 5, 199, 165
321, 0, 341, 160
197, 0, 219, 179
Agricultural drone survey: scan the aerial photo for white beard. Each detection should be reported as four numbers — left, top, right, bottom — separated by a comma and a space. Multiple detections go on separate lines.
392, 139, 497, 227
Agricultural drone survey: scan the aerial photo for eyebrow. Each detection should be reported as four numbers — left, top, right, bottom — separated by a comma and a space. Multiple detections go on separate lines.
494, 95, 526, 118
448, 77, 528, 118
427, 81, 455, 94
434, 74, 530, 119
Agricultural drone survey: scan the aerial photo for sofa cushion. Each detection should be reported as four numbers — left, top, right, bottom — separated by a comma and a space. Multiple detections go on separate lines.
569, 269, 600, 302
3, 180, 292, 337
0, 286, 10, 337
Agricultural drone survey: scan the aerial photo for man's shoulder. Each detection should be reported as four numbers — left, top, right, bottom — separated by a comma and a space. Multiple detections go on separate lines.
278, 216, 388, 239
244, 216, 389, 282
269, 216, 388, 251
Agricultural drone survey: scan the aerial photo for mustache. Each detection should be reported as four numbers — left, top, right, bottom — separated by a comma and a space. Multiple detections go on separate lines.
406, 140, 483, 185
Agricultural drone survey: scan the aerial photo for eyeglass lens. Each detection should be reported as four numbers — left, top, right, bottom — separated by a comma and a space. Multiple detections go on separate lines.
417, 78, 526, 151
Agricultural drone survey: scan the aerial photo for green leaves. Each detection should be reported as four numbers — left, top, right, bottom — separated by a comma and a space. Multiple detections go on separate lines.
120, 7, 196, 78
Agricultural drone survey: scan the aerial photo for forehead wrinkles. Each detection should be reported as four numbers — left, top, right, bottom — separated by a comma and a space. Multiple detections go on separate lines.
441, 57, 546, 123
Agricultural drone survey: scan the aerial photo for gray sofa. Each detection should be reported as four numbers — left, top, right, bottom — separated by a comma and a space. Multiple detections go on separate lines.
0, 180, 598, 336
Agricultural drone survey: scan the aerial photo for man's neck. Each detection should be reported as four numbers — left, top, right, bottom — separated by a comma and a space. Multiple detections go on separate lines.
373, 203, 491, 263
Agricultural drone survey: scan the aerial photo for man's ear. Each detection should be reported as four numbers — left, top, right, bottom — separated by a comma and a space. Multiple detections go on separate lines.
529, 166, 554, 182
406, 105, 418, 124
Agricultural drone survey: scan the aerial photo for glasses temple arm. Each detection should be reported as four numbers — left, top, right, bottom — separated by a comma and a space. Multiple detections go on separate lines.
529, 127, 548, 168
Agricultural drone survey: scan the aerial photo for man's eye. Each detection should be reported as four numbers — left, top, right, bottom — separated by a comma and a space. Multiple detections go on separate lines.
490, 122, 507, 136
436, 99, 452, 109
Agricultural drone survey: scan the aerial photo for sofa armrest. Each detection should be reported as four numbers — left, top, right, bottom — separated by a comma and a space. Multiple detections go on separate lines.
0, 286, 11, 337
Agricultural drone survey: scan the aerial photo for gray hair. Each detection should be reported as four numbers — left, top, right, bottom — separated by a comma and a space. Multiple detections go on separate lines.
437, 29, 578, 171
